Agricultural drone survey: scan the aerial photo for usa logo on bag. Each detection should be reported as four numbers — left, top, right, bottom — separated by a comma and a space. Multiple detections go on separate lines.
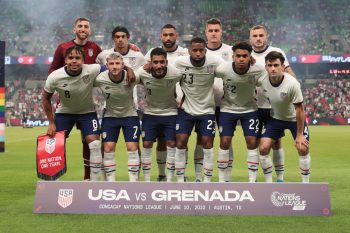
58, 189, 74, 208
45, 138, 56, 154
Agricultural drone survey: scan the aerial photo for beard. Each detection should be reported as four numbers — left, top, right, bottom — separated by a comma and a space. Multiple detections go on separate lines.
162, 40, 176, 49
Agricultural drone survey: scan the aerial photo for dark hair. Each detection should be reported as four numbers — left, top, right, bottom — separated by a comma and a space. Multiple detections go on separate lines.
150, 48, 167, 59
265, 51, 285, 64
232, 41, 253, 53
112, 26, 130, 39
74, 17, 90, 25
206, 18, 222, 28
161, 24, 176, 31
64, 46, 85, 60
190, 37, 206, 46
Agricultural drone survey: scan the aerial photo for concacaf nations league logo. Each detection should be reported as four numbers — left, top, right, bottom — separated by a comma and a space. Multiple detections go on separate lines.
45, 138, 56, 154
270, 192, 306, 210
58, 189, 74, 208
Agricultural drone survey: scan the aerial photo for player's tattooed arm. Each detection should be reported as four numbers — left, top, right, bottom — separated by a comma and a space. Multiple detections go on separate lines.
123, 66, 136, 85
42, 90, 56, 137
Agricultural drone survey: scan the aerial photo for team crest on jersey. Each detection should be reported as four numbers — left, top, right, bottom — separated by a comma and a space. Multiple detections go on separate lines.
141, 131, 145, 138
102, 132, 107, 139
176, 124, 180, 131
82, 75, 90, 84
222, 52, 229, 60
219, 126, 223, 133
88, 49, 94, 57
45, 138, 56, 154
166, 80, 175, 87
207, 65, 215, 74
128, 57, 136, 67
280, 92, 287, 99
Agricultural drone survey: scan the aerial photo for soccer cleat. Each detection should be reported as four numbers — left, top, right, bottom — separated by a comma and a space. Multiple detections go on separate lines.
277, 179, 284, 183
157, 175, 167, 182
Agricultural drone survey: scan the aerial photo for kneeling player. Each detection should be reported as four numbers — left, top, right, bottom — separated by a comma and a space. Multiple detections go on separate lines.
259, 51, 311, 183
94, 52, 140, 181
136, 48, 182, 182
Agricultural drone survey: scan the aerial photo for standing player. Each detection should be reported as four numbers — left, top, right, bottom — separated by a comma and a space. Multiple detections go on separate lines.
144, 24, 188, 182
94, 52, 140, 182
96, 26, 145, 69
175, 37, 223, 182
42, 46, 103, 181
216, 41, 266, 182
136, 48, 182, 182
259, 51, 311, 183
49, 17, 102, 181
250, 25, 296, 182
205, 18, 234, 182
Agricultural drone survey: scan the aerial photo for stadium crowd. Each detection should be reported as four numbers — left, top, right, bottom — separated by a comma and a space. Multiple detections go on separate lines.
1, 0, 349, 56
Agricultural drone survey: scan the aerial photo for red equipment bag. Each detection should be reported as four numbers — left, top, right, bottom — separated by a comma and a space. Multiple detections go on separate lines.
36, 131, 67, 180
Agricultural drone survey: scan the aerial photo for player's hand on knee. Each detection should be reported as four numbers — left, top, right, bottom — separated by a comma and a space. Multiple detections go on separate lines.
47, 123, 56, 138
295, 135, 309, 154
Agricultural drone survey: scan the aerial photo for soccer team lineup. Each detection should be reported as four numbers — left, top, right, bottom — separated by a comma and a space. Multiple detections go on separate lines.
42, 17, 311, 184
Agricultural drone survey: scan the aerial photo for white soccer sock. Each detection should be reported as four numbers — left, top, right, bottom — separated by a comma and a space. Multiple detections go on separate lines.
260, 154, 273, 182
273, 148, 285, 181
299, 153, 311, 183
141, 148, 152, 182
103, 152, 116, 182
166, 146, 176, 182
128, 150, 140, 182
226, 145, 234, 182
156, 150, 167, 177
89, 140, 102, 181
217, 148, 229, 182
175, 148, 186, 182
247, 148, 259, 183
203, 148, 214, 182
194, 144, 204, 181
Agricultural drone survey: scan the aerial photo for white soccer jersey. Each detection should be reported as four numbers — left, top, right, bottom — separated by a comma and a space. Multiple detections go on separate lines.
216, 62, 266, 113
94, 70, 137, 118
175, 54, 223, 116
44, 64, 100, 114
145, 46, 188, 66
96, 47, 146, 70
206, 43, 233, 62
136, 65, 182, 116
260, 72, 303, 122
207, 43, 233, 107
252, 45, 291, 109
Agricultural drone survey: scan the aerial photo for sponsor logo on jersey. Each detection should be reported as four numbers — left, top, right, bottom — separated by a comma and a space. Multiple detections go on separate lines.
45, 138, 56, 154
58, 189, 74, 208
270, 192, 306, 210
82, 75, 90, 84
88, 49, 94, 57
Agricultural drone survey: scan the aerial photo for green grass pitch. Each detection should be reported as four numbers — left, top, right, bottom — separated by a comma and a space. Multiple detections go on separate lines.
0, 126, 349, 232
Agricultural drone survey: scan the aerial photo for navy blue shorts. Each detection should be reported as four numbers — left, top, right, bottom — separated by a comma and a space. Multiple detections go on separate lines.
257, 108, 285, 138
219, 111, 259, 137
176, 109, 215, 137
142, 114, 177, 141
261, 118, 310, 141
55, 112, 100, 138
101, 116, 140, 142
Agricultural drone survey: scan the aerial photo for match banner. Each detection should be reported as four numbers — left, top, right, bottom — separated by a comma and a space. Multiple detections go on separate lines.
34, 181, 331, 216
36, 131, 66, 180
